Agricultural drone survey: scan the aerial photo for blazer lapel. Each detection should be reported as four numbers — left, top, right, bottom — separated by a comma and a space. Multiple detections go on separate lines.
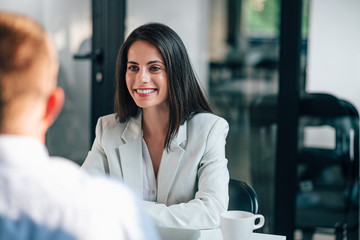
118, 113, 143, 197
157, 121, 187, 204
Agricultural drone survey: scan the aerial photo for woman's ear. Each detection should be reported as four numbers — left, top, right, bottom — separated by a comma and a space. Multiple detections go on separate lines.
43, 87, 65, 127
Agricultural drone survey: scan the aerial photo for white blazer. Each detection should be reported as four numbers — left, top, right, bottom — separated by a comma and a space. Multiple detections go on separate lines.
82, 112, 230, 229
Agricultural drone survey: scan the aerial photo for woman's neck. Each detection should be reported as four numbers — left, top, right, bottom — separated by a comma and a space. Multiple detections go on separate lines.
142, 107, 169, 138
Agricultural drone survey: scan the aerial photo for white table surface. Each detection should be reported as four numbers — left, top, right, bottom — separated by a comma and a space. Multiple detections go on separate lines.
200, 228, 286, 240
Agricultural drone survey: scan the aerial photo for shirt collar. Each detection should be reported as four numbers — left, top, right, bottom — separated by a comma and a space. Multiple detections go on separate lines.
0, 135, 49, 166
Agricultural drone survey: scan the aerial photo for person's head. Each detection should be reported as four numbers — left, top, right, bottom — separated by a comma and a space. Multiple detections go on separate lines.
0, 11, 64, 143
115, 22, 212, 149
125, 40, 169, 112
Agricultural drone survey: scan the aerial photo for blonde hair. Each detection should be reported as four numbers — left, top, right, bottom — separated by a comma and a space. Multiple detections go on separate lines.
0, 11, 52, 123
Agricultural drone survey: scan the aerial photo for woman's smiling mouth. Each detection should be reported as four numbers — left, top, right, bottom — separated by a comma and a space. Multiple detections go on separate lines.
135, 88, 157, 95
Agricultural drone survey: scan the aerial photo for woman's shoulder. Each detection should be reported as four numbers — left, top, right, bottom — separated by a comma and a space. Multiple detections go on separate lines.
185, 113, 229, 145
98, 113, 121, 128
187, 112, 228, 128
97, 113, 142, 134
96, 113, 129, 133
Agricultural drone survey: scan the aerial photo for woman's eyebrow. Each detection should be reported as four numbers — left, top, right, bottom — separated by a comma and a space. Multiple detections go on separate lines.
127, 60, 164, 65
147, 60, 164, 65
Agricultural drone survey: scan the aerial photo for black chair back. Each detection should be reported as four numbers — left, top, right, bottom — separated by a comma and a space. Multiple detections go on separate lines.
228, 178, 259, 214
296, 93, 359, 240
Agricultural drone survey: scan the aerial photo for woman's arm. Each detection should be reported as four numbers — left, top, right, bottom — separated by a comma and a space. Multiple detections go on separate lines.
81, 117, 110, 174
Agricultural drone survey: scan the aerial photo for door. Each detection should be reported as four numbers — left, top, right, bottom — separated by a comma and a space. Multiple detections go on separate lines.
87, 0, 125, 141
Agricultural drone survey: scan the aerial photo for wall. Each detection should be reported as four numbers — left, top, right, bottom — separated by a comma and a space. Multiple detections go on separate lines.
306, 0, 360, 109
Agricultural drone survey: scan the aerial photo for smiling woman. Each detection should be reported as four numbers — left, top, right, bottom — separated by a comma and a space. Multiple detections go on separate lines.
81, 23, 230, 230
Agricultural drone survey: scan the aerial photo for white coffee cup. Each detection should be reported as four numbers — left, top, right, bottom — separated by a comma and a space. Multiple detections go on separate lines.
220, 210, 265, 240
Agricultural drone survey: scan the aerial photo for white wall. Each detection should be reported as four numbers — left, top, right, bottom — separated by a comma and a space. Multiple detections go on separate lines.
126, 0, 210, 92
306, 0, 360, 109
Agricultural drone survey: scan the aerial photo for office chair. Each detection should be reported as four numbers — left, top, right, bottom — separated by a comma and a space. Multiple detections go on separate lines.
249, 93, 359, 239
228, 178, 259, 214
296, 93, 359, 240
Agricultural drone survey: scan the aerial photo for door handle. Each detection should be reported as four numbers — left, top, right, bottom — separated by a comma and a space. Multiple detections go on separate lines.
74, 48, 104, 83
73, 48, 103, 63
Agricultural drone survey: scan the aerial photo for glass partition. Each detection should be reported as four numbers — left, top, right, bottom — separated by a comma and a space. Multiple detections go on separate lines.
209, 0, 280, 233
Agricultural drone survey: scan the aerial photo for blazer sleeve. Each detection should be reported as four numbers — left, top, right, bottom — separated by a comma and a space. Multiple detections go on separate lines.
81, 117, 110, 175
142, 117, 230, 230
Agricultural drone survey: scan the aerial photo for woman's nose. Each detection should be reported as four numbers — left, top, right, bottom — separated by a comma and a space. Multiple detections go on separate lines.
137, 68, 150, 83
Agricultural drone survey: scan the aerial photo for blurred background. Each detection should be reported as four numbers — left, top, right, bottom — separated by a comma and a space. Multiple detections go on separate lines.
0, 0, 359, 239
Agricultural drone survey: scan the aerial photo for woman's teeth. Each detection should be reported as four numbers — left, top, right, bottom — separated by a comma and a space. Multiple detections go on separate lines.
137, 89, 155, 94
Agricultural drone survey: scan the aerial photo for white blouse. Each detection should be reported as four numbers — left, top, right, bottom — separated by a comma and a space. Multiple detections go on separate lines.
142, 138, 157, 201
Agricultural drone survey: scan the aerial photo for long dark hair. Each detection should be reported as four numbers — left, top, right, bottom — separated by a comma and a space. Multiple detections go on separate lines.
114, 22, 212, 149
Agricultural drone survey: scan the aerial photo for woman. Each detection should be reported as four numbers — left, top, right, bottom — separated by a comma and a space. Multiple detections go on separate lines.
82, 23, 229, 229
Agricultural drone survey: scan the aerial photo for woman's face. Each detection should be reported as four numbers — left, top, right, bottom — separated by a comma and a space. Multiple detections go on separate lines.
126, 40, 169, 111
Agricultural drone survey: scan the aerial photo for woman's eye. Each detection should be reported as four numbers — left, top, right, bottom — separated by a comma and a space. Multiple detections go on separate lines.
150, 66, 160, 71
128, 65, 138, 71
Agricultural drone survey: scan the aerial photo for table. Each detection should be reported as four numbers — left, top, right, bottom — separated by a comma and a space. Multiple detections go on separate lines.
209, 78, 278, 124
200, 228, 286, 240
210, 78, 278, 108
